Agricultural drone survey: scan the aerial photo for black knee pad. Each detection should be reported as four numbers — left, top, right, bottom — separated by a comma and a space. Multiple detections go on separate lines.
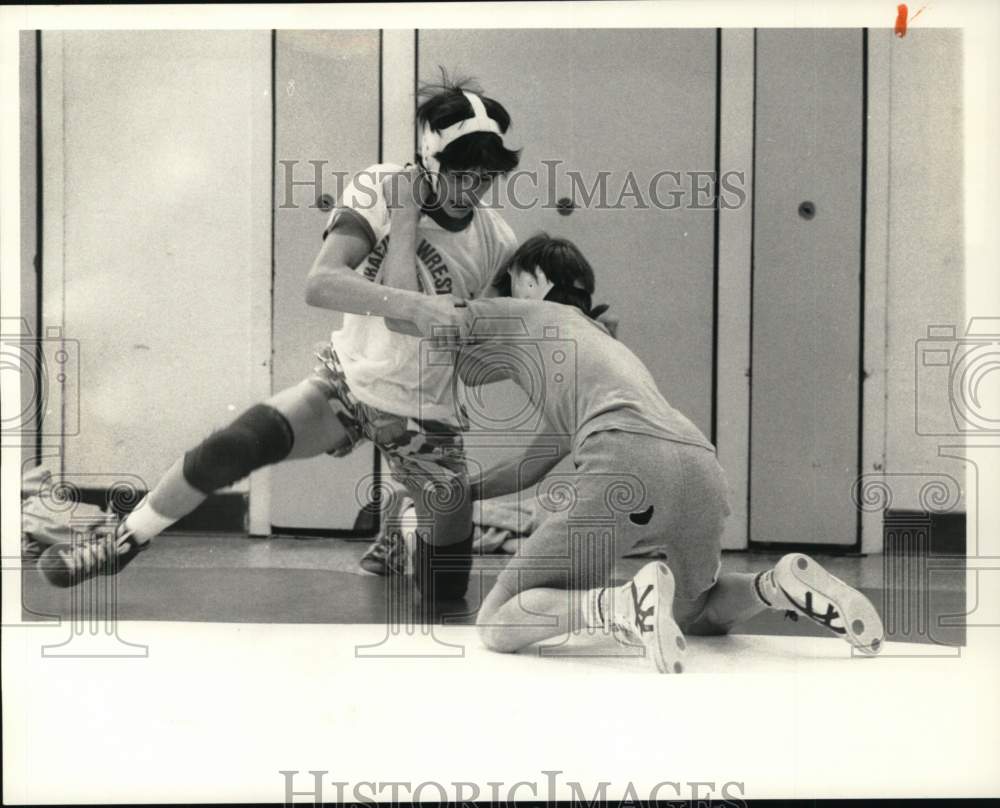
413, 531, 474, 603
182, 404, 294, 494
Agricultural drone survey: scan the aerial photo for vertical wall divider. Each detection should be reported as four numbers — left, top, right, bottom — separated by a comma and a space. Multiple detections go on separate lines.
381, 30, 416, 164
715, 29, 755, 550
39, 31, 66, 477
352, 28, 417, 533
247, 31, 278, 536
861, 30, 891, 554
27, 30, 43, 465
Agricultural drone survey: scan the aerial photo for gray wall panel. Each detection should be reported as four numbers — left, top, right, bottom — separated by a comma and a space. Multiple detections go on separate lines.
271, 31, 380, 531
751, 29, 863, 545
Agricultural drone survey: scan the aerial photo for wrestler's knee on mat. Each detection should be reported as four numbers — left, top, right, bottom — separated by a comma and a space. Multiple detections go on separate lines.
476, 621, 517, 653
474, 600, 520, 653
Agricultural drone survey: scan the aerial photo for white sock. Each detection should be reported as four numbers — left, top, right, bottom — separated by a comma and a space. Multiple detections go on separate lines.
583, 586, 612, 631
752, 568, 791, 611
123, 499, 175, 543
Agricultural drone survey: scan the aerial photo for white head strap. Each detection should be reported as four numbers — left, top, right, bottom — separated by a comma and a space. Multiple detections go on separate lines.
420, 91, 503, 185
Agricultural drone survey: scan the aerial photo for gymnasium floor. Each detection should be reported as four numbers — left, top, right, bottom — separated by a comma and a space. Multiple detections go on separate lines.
21, 531, 967, 653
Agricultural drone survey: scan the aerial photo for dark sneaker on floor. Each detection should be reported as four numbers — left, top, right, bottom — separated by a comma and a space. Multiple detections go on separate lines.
359, 529, 408, 576
21, 534, 47, 564
412, 533, 473, 602
38, 524, 148, 589
770, 552, 885, 656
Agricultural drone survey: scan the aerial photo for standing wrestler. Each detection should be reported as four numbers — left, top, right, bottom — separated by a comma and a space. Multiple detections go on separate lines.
385, 235, 885, 672
41, 79, 520, 604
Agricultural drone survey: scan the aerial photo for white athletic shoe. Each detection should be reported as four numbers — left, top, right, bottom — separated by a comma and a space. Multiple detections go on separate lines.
767, 553, 885, 656
605, 560, 688, 674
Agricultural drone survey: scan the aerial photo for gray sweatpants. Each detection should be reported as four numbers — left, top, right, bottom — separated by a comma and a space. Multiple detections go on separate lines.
489, 430, 731, 610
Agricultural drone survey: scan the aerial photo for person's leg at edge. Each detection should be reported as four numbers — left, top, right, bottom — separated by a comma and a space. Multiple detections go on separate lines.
39, 378, 351, 588
126, 378, 350, 540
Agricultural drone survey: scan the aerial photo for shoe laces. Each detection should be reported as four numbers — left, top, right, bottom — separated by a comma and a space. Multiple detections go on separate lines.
62, 530, 119, 575
606, 584, 647, 646
371, 529, 404, 560
609, 620, 642, 646
780, 590, 845, 633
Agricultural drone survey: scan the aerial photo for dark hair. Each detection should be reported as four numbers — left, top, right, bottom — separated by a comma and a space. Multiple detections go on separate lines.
500, 233, 609, 319
416, 70, 521, 175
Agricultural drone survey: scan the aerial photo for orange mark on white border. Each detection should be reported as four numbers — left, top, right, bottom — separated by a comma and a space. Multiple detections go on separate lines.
895, 4, 909, 37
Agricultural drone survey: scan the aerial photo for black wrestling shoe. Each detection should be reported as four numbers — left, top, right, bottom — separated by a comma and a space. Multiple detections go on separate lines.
412, 533, 473, 602
38, 522, 148, 589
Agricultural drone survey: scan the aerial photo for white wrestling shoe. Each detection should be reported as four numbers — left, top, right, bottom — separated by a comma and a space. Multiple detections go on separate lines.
764, 553, 885, 656
603, 561, 688, 674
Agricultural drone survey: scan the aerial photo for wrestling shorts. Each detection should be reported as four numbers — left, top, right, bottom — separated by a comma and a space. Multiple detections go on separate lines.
310, 345, 467, 483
